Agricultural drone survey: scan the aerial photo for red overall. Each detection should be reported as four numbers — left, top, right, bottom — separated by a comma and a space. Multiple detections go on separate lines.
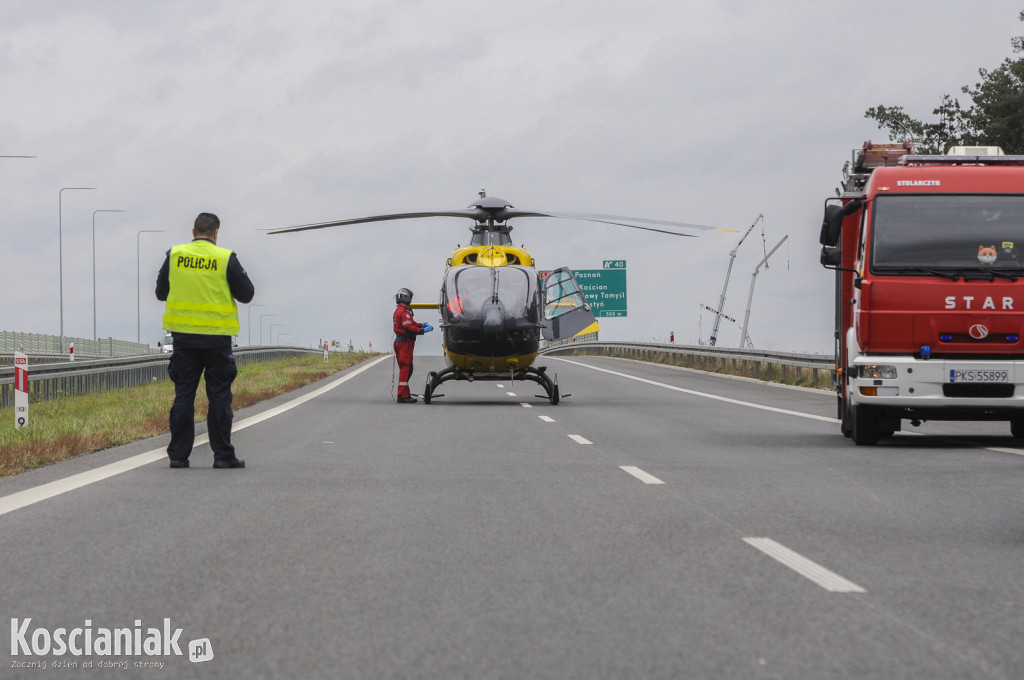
393, 304, 424, 399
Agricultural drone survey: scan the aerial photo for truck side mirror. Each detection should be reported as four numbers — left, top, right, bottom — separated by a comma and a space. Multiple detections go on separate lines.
819, 204, 844, 247
820, 246, 841, 267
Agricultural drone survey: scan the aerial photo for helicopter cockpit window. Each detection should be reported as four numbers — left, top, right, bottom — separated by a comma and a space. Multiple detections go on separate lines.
543, 269, 585, 320
469, 228, 513, 247
443, 265, 540, 321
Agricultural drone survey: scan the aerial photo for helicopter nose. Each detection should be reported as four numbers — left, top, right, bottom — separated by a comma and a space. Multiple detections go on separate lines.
481, 302, 504, 335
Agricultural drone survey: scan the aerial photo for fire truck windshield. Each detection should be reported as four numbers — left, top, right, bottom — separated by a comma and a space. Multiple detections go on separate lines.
871, 195, 1024, 273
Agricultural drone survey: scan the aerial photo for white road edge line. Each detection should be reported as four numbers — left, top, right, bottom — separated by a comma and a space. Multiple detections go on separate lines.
568, 434, 592, 445
0, 355, 391, 518
552, 358, 1024, 456
743, 537, 866, 593
620, 465, 665, 484
552, 357, 837, 423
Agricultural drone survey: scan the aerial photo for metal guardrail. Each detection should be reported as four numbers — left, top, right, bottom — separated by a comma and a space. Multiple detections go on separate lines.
540, 340, 834, 387
0, 346, 324, 408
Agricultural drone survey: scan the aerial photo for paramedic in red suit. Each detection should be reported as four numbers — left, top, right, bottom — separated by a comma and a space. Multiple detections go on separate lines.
393, 288, 432, 403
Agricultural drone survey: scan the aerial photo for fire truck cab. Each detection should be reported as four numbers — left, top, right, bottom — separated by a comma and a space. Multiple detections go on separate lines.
819, 142, 1024, 444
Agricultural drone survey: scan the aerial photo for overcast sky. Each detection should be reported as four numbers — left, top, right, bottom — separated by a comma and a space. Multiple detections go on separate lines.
2, 0, 1021, 355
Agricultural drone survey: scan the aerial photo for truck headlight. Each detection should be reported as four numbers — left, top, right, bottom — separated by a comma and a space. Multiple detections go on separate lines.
860, 364, 897, 379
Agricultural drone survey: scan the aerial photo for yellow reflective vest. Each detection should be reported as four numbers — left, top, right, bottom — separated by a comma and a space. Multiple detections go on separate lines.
162, 240, 239, 336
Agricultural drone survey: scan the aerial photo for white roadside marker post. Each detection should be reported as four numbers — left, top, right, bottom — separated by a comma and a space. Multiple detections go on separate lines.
14, 350, 28, 429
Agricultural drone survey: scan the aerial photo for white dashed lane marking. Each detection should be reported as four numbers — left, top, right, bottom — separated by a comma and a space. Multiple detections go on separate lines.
568, 434, 592, 445
743, 537, 866, 593
619, 466, 665, 485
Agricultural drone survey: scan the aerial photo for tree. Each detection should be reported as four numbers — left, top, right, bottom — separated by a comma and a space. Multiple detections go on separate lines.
865, 11, 1024, 154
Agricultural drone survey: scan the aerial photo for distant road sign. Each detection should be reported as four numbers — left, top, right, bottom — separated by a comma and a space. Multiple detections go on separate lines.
573, 261, 627, 317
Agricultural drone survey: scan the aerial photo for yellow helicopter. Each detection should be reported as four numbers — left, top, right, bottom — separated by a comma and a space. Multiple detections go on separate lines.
268, 191, 731, 404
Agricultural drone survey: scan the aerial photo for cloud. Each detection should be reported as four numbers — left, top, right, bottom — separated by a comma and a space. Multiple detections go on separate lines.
2, 0, 1021, 354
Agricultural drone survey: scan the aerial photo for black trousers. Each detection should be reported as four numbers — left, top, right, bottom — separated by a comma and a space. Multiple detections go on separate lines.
167, 346, 238, 461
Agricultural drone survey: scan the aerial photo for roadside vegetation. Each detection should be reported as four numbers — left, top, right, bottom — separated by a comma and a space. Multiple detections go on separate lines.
865, 11, 1023, 153
636, 351, 832, 390
0, 353, 378, 477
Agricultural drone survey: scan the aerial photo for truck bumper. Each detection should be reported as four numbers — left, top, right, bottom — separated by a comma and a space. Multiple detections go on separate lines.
849, 356, 1024, 419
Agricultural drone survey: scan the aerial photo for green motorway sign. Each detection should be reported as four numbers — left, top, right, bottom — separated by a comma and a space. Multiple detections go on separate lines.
572, 261, 627, 317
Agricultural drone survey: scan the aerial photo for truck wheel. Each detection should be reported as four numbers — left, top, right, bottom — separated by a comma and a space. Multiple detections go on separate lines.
851, 405, 882, 446
840, 397, 853, 438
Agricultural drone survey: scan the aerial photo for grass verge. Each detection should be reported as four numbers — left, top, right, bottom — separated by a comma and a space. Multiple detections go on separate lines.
0, 352, 379, 478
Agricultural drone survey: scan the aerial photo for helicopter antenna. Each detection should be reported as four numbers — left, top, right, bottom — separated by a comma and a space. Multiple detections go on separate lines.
708, 214, 763, 346
479, 188, 487, 198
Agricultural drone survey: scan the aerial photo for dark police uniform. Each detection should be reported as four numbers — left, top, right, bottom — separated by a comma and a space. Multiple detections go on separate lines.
156, 237, 254, 466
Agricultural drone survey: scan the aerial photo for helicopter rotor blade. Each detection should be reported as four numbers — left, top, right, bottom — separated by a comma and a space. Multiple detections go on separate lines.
529, 210, 737, 233
265, 200, 738, 236
265, 210, 484, 234
515, 213, 698, 237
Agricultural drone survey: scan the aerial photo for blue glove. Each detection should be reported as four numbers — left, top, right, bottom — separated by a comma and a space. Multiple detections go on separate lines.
421, 323, 433, 333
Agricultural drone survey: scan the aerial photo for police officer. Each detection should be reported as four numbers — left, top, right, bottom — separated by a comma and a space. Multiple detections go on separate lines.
393, 288, 432, 403
156, 212, 254, 468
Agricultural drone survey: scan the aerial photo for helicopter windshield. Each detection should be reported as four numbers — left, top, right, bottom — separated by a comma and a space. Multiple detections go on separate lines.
443, 265, 541, 322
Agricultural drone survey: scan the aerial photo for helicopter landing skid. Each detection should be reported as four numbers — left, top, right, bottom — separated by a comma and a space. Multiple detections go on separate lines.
525, 366, 560, 405
422, 365, 561, 405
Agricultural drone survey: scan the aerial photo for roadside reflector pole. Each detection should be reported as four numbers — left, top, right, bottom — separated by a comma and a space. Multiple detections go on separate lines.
14, 351, 28, 429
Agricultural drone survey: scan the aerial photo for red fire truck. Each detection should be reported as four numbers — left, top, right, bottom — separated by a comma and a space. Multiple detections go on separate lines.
819, 142, 1024, 444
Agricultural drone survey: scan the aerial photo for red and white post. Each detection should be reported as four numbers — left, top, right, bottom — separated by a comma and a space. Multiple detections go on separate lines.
14, 350, 28, 429
323, 340, 329, 363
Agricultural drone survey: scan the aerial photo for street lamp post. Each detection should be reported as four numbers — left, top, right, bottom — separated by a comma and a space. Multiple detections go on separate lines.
247, 304, 268, 346
137, 230, 165, 344
259, 314, 278, 345
92, 209, 126, 341
60, 187, 97, 352
269, 324, 285, 345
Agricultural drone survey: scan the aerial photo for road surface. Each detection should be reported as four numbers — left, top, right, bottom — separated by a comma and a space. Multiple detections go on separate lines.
1, 355, 1022, 679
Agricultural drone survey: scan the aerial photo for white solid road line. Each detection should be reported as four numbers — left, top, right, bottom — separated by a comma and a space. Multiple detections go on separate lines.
619, 466, 665, 485
0, 355, 390, 518
555, 357, 1024, 457
743, 537, 866, 593
568, 434, 593, 445
553, 358, 837, 423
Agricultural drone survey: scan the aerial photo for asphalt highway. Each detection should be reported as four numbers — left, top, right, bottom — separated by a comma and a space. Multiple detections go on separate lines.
1, 354, 1022, 679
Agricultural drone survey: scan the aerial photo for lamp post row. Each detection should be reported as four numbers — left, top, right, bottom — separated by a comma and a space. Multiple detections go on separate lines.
5, 157, 272, 350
